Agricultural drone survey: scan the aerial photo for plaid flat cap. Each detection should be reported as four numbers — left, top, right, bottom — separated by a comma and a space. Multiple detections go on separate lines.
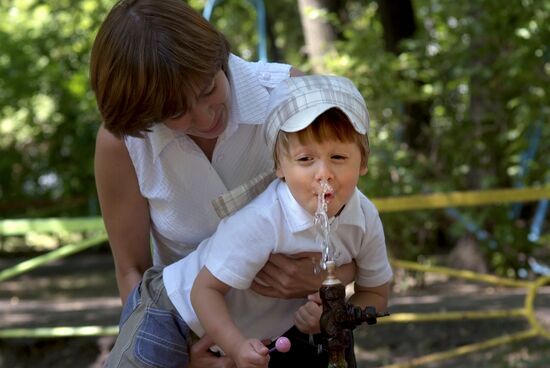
264, 75, 370, 154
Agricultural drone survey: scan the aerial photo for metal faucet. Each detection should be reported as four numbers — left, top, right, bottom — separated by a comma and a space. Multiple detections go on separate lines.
319, 261, 389, 368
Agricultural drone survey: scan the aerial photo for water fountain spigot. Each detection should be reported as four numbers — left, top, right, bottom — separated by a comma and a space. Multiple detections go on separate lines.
319, 261, 389, 368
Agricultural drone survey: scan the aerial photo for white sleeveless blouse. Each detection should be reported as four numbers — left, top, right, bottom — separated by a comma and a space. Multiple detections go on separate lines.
125, 54, 291, 266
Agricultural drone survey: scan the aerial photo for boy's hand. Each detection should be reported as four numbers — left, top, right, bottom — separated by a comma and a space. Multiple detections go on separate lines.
190, 335, 236, 368
294, 292, 322, 334
234, 338, 269, 368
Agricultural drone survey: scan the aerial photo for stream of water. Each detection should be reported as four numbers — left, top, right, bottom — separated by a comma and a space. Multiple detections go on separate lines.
314, 179, 334, 272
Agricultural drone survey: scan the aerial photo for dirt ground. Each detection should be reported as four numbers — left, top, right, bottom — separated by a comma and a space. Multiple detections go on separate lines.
1, 248, 549, 368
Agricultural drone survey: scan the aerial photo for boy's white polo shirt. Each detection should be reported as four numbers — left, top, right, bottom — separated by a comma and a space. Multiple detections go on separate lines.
164, 179, 393, 341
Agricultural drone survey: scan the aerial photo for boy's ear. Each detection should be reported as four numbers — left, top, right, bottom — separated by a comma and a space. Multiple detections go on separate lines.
360, 165, 368, 176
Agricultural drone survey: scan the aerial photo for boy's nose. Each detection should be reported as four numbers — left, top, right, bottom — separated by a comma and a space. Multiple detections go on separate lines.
315, 161, 334, 182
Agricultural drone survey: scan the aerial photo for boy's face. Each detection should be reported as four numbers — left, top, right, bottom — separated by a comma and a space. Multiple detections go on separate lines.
276, 134, 367, 218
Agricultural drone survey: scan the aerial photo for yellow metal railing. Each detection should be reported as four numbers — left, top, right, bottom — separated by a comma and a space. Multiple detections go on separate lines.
0, 218, 106, 282
0, 185, 549, 366
372, 186, 550, 213
378, 260, 550, 368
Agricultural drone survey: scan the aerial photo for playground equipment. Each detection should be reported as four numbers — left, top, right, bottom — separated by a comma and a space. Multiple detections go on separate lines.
380, 259, 550, 368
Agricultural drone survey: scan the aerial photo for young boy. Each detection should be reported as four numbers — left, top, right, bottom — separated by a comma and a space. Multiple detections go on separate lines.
106, 76, 392, 368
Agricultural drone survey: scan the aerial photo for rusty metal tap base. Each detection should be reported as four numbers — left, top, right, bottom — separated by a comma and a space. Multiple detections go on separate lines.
320, 261, 389, 368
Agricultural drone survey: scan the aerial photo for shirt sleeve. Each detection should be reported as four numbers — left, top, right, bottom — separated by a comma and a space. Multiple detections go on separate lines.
354, 202, 393, 287
203, 204, 277, 290
255, 60, 292, 90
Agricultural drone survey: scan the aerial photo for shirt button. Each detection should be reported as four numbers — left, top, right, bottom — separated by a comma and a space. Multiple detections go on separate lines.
260, 72, 270, 80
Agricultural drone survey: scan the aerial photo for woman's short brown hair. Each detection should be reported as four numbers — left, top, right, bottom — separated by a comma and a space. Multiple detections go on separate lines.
274, 108, 370, 169
90, 0, 230, 138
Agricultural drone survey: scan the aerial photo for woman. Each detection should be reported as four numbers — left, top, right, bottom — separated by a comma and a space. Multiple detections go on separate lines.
90, 1, 354, 366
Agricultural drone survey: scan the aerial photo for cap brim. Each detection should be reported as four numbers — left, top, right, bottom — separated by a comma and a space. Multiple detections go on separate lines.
281, 103, 367, 134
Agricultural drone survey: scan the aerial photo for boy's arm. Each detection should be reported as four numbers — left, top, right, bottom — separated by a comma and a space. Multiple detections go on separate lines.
294, 281, 391, 335
191, 267, 269, 367
348, 282, 391, 312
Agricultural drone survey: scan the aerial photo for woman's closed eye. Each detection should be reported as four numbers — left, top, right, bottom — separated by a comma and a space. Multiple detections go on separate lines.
200, 79, 216, 97
169, 111, 185, 120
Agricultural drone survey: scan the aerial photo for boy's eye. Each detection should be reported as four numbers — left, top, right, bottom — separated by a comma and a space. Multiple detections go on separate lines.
296, 156, 312, 162
332, 155, 347, 160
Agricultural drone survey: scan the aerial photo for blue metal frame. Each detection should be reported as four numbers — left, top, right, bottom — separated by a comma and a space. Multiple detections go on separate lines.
203, 0, 268, 62
510, 116, 548, 242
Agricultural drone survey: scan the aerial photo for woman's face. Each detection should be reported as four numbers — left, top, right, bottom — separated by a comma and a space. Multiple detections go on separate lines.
164, 70, 231, 139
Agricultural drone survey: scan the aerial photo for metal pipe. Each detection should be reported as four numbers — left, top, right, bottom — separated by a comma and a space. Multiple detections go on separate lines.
320, 261, 389, 368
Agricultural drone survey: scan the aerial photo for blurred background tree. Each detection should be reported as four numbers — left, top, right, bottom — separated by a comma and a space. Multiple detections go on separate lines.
0, 0, 548, 276
0, 0, 113, 217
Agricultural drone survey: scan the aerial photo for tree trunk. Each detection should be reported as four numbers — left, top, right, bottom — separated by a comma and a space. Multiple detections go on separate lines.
467, 7, 497, 189
297, 0, 340, 73
377, 0, 416, 53
377, 0, 431, 152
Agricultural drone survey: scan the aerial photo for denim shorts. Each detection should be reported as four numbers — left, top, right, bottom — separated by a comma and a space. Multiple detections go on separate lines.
105, 266, 193, 368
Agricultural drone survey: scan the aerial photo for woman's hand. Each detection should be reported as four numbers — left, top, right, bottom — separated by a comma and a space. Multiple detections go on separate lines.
250, 252, 321, 298
250, 253, 357, 299
190, 335, 236, 368
294, 293, 322, 334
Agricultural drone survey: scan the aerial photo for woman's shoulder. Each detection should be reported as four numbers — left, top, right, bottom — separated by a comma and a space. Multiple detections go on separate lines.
96, 124, 128, 156
228, 53, 292, 89
94, 125, 140, 199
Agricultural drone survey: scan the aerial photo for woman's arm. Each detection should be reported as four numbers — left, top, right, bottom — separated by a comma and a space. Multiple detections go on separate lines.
94, 125, 152, 303
250, 253, 356, 299
191, 267, 269, 367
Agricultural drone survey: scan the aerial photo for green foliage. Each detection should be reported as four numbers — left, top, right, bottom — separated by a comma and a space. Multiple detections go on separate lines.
190, 0, 305, 65
0, 0, 548, 274
324, 0, 549, 273
0, 0, 114, 217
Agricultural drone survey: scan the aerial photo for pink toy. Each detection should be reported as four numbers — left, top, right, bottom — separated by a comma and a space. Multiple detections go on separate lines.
268, 336, 291, 354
